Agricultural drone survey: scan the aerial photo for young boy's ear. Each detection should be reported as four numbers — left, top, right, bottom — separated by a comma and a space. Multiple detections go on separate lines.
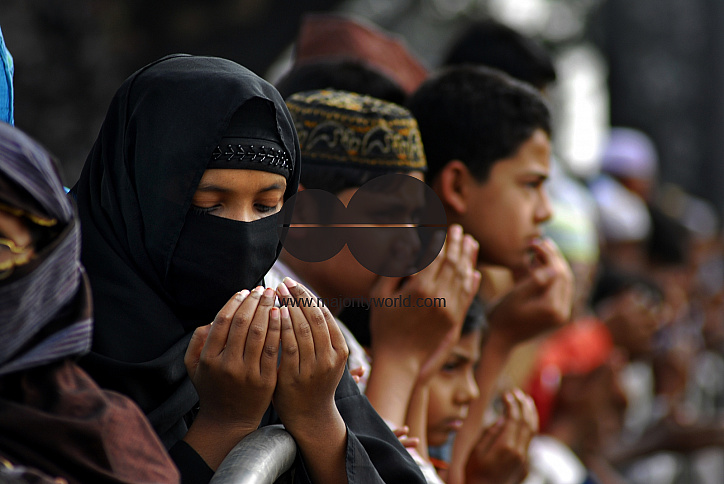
432, 160, 471, 216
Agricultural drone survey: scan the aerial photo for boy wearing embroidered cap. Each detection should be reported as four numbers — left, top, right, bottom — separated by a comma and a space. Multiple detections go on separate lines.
267, 89, 481, 478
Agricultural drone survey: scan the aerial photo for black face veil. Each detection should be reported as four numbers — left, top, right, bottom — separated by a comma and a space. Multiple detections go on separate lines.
71, 54, 301, 445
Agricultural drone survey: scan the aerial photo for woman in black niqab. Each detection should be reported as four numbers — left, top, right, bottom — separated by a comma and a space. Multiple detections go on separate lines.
73, 54, 299, 441
73, 55, 426, 483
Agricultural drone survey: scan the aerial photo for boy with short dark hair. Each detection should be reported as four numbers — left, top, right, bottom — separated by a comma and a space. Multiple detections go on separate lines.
443, 19, 557, 91
408, 65, 574, 484
409, 65, 553, 271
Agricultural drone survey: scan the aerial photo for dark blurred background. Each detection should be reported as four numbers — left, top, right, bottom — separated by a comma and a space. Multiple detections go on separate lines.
3, 0, 724, 216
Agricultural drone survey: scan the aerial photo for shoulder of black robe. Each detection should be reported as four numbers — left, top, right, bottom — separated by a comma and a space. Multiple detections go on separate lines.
72, 54, 301, 445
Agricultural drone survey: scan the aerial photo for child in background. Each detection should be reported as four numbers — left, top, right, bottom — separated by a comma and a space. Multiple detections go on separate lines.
408, 298, 538, 484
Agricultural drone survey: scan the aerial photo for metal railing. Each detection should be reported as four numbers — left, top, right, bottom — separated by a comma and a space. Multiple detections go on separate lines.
210, 425, 297, 484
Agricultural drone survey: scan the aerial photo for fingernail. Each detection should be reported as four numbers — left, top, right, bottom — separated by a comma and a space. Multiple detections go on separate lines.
264, 287, 275, 298
252, 286, 264, 296
280, 306, 290, 318
270, 307, 280, 318
277, 282, 290, 297
236, 289, 250, 302
283, 277, 298, 288
451, 224, 462, 237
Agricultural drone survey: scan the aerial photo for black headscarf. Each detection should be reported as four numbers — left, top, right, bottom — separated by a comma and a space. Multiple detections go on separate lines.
72, 54, 301, 446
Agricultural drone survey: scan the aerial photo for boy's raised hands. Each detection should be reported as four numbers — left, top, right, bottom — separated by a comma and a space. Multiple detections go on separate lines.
365, 224, 482, 427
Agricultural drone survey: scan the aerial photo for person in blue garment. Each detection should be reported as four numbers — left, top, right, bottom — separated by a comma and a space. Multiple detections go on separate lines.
0, 25, 14, 126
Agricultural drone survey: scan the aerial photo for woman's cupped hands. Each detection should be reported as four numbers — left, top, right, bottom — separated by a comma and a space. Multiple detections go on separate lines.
182, 278, 349, 469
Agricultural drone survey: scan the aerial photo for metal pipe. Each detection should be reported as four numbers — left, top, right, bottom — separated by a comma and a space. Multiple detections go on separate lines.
210, 425, 297, 484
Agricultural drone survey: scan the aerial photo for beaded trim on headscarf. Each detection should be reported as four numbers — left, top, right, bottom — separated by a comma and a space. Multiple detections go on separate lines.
210, 142, 292, 173
286, 89, 426, 172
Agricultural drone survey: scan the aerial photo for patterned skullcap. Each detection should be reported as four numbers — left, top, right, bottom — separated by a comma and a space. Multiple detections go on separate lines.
286, 89, 426, 172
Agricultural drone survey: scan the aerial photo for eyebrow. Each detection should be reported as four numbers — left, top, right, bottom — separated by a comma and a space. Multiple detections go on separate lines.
195, 183, 286, 194
449, 350, 474, 363
258, 183, 286, 193
196, 184, 230, 194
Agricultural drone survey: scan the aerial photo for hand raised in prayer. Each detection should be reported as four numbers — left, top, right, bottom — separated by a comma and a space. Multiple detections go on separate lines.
273, 277, 350, 484
183, 286, 280, 469
368, 224, 481, 383
364, 224, 481, 428
487, 238, 573, 350
464, 389, 538, 484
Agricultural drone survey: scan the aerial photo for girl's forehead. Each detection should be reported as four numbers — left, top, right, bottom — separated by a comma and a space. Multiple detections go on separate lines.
196, 169, 287, 191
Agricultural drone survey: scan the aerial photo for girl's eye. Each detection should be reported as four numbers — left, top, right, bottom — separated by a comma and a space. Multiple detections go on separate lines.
190, 205, 219, 215
255, 203, 278, 214
442, 361, 461, 373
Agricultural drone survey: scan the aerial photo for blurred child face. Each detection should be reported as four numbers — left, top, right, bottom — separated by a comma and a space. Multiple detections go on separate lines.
190, 168, 286, 221
603, 287, 663, 359
426, 330, 482, 447
464, 129, 552, 271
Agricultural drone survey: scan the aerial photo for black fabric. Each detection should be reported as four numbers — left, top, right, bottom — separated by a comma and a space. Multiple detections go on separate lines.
325, 368, 428, 483
168, 441, 214, 484
72, 54, 300, 445
208, 96, 292, 178
166, 210, 281, 321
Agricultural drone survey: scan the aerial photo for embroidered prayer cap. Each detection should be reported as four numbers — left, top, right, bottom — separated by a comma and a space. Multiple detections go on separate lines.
286, 89, 426, 172
209, 96, 293, 179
